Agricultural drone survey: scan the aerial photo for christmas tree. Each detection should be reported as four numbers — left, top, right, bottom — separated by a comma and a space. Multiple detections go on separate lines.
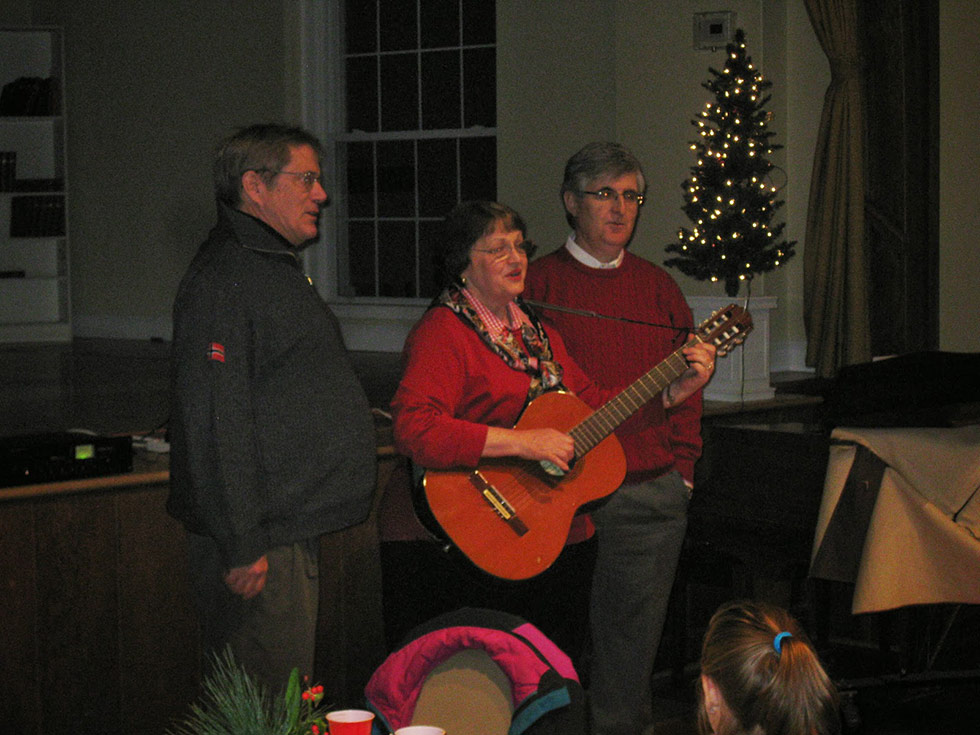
665, 28, 795, 297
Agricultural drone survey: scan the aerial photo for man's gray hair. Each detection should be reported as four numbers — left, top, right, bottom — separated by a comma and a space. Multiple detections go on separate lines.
213, 123, 326, 207
560, 142, 646, 228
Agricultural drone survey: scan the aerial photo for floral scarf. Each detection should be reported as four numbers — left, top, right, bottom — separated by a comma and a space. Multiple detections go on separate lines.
437, 286, 565, 402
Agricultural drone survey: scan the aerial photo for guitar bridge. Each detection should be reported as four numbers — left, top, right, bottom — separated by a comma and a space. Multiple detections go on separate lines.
468, 470, 528, 537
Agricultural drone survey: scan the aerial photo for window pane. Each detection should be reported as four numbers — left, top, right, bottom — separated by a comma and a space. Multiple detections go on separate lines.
419, 219, 442, 297
379, 0, 417, 51
378, 220, 417, 297
377, 140, 416, 218
346, 220, 377, 296
460, 136, 496, 201
421, 0, 459, 48
345, 142, 374, 218
346, 56, 378, 132
462, 0, 495, 45
421, 50, 460, 129
345, 0, 376, 54
380, 52, 418, 131
418, 138, 457, 217
463, 47, 495, 128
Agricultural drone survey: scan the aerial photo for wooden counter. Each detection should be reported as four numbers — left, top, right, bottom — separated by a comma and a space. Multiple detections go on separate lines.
0, 444, 402, 735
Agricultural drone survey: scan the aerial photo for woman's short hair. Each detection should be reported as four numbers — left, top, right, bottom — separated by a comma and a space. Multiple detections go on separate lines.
560, 142, 647, 229
698, 600, 841, 735
437, 200, 529, 288
213, 123, 325, 207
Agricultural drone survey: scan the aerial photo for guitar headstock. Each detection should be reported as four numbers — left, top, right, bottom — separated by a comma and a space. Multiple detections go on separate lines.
696, 304, 753, 357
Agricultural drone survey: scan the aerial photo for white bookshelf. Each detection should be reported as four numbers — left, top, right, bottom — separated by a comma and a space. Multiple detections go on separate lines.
0, 27, 70, 343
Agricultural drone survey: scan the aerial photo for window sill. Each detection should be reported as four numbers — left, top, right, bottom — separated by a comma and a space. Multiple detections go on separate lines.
329, 300, 427, 352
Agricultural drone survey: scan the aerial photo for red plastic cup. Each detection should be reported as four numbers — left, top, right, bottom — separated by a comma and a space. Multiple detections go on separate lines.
326, 709, 375, 735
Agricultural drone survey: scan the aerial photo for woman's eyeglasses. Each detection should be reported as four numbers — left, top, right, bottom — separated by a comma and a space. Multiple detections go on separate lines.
472, 240, 537, 261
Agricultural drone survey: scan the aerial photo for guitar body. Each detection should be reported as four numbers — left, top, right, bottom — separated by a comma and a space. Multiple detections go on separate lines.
423, 390, 626, 581
420, 302, 753, 582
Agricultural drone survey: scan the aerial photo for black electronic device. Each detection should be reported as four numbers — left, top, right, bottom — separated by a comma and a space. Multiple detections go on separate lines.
0, 431, 133, 487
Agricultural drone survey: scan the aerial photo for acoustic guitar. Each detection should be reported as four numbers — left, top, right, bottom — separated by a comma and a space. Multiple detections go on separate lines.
420, 303, 753, 581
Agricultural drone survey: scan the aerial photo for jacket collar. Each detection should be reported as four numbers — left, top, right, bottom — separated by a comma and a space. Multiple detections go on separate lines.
218, 201, 301, 260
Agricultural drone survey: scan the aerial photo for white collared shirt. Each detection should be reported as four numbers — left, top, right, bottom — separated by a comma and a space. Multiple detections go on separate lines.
564, 233, 624, 269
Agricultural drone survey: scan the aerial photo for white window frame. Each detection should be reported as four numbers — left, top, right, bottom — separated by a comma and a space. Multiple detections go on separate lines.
299, 0, 496, 352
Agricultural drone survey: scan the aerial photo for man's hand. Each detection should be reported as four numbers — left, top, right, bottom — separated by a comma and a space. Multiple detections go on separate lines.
224, 555, 269, 599
663, 337, 717, 408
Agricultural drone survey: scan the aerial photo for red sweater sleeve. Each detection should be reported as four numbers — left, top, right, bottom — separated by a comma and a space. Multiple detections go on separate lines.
391, 306, 610, 470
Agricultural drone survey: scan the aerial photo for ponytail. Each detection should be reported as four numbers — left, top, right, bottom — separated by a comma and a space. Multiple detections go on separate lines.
697, 600, 841, 735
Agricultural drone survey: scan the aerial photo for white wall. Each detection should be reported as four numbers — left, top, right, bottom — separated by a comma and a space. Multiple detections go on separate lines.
7, 0, 975, 360
499, 0, 825, 371
17, 0, 294, 341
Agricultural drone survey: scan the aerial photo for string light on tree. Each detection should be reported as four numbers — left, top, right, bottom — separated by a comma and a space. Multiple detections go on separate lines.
665, 28, 795, 297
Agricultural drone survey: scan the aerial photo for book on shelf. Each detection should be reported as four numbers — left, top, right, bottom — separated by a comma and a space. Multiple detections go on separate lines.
0, 151, 15, 191
9, 195, 65, 237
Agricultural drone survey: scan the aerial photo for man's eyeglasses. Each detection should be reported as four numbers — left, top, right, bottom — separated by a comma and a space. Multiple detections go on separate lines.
578, 188, 645, 207
253, 169, 323, 191
472, 240, 537, 261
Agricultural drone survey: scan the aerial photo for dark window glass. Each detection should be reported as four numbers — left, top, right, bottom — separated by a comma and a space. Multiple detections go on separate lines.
462, 0, 495, 45
345, 142, 375, 218
460, 136, 496, 201
345, 0, 376, 54
346, 56, 378, 133
377, 140, 416, 218
421, 50, 460, 129
379, 0, 417, 52
380, 52, 419, 131
378, 220, 417, 297
419, 219, 442, 297
463, 47, 495, 128
418, 138, 457, 217
347, 220, 377, 296
421, 0, 459, 48
334, 1, 495, 301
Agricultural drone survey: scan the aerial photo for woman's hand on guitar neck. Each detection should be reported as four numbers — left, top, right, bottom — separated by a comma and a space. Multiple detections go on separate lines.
483, 426, 575, 471
664, 336, 717, 408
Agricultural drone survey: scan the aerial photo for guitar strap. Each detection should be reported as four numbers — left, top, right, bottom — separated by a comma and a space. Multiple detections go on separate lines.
522, 298, 693, 334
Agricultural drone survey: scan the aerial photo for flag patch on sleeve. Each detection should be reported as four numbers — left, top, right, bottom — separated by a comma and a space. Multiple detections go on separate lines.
208, 342, 226, 362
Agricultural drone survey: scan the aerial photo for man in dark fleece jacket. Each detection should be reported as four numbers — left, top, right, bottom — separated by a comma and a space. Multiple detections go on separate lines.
169, 124, 376, 691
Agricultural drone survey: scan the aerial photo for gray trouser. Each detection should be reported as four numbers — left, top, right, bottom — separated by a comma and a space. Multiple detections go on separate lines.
187, 534, 320, 693
588, 471, 690, 735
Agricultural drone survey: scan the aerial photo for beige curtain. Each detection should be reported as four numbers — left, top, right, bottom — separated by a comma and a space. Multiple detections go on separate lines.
803, 0, 872, 378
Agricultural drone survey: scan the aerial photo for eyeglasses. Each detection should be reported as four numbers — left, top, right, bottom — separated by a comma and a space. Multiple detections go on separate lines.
254, 169, 324, 191
578, 187, 645, 207
472, 239, 536, 261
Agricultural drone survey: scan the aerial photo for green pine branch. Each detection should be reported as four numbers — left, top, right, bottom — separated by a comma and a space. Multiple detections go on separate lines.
167, 648, 330, 735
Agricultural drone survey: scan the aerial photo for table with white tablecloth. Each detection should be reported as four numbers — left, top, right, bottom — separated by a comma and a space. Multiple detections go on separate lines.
810, 425, 980, 615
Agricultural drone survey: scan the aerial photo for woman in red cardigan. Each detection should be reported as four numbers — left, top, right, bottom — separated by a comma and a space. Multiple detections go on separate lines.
387, 200, 713, 671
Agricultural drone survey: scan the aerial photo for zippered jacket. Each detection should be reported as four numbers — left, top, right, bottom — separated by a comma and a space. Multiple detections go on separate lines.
168, 203, 377, 568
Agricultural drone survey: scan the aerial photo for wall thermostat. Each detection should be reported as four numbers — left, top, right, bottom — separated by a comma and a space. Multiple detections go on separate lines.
694, 11, 735, 51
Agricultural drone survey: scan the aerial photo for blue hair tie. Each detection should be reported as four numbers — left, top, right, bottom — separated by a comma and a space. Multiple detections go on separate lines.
773, 631, 793, 654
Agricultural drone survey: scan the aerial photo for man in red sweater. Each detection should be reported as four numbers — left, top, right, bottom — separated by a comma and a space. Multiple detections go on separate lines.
523, 141, 716, 735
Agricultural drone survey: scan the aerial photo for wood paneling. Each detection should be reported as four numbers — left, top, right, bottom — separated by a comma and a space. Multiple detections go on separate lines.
0, 477, 196, 735
0, 451, 398, 734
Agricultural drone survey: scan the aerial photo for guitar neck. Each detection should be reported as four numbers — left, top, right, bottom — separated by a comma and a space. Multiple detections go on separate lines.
570, 337, 697, 456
